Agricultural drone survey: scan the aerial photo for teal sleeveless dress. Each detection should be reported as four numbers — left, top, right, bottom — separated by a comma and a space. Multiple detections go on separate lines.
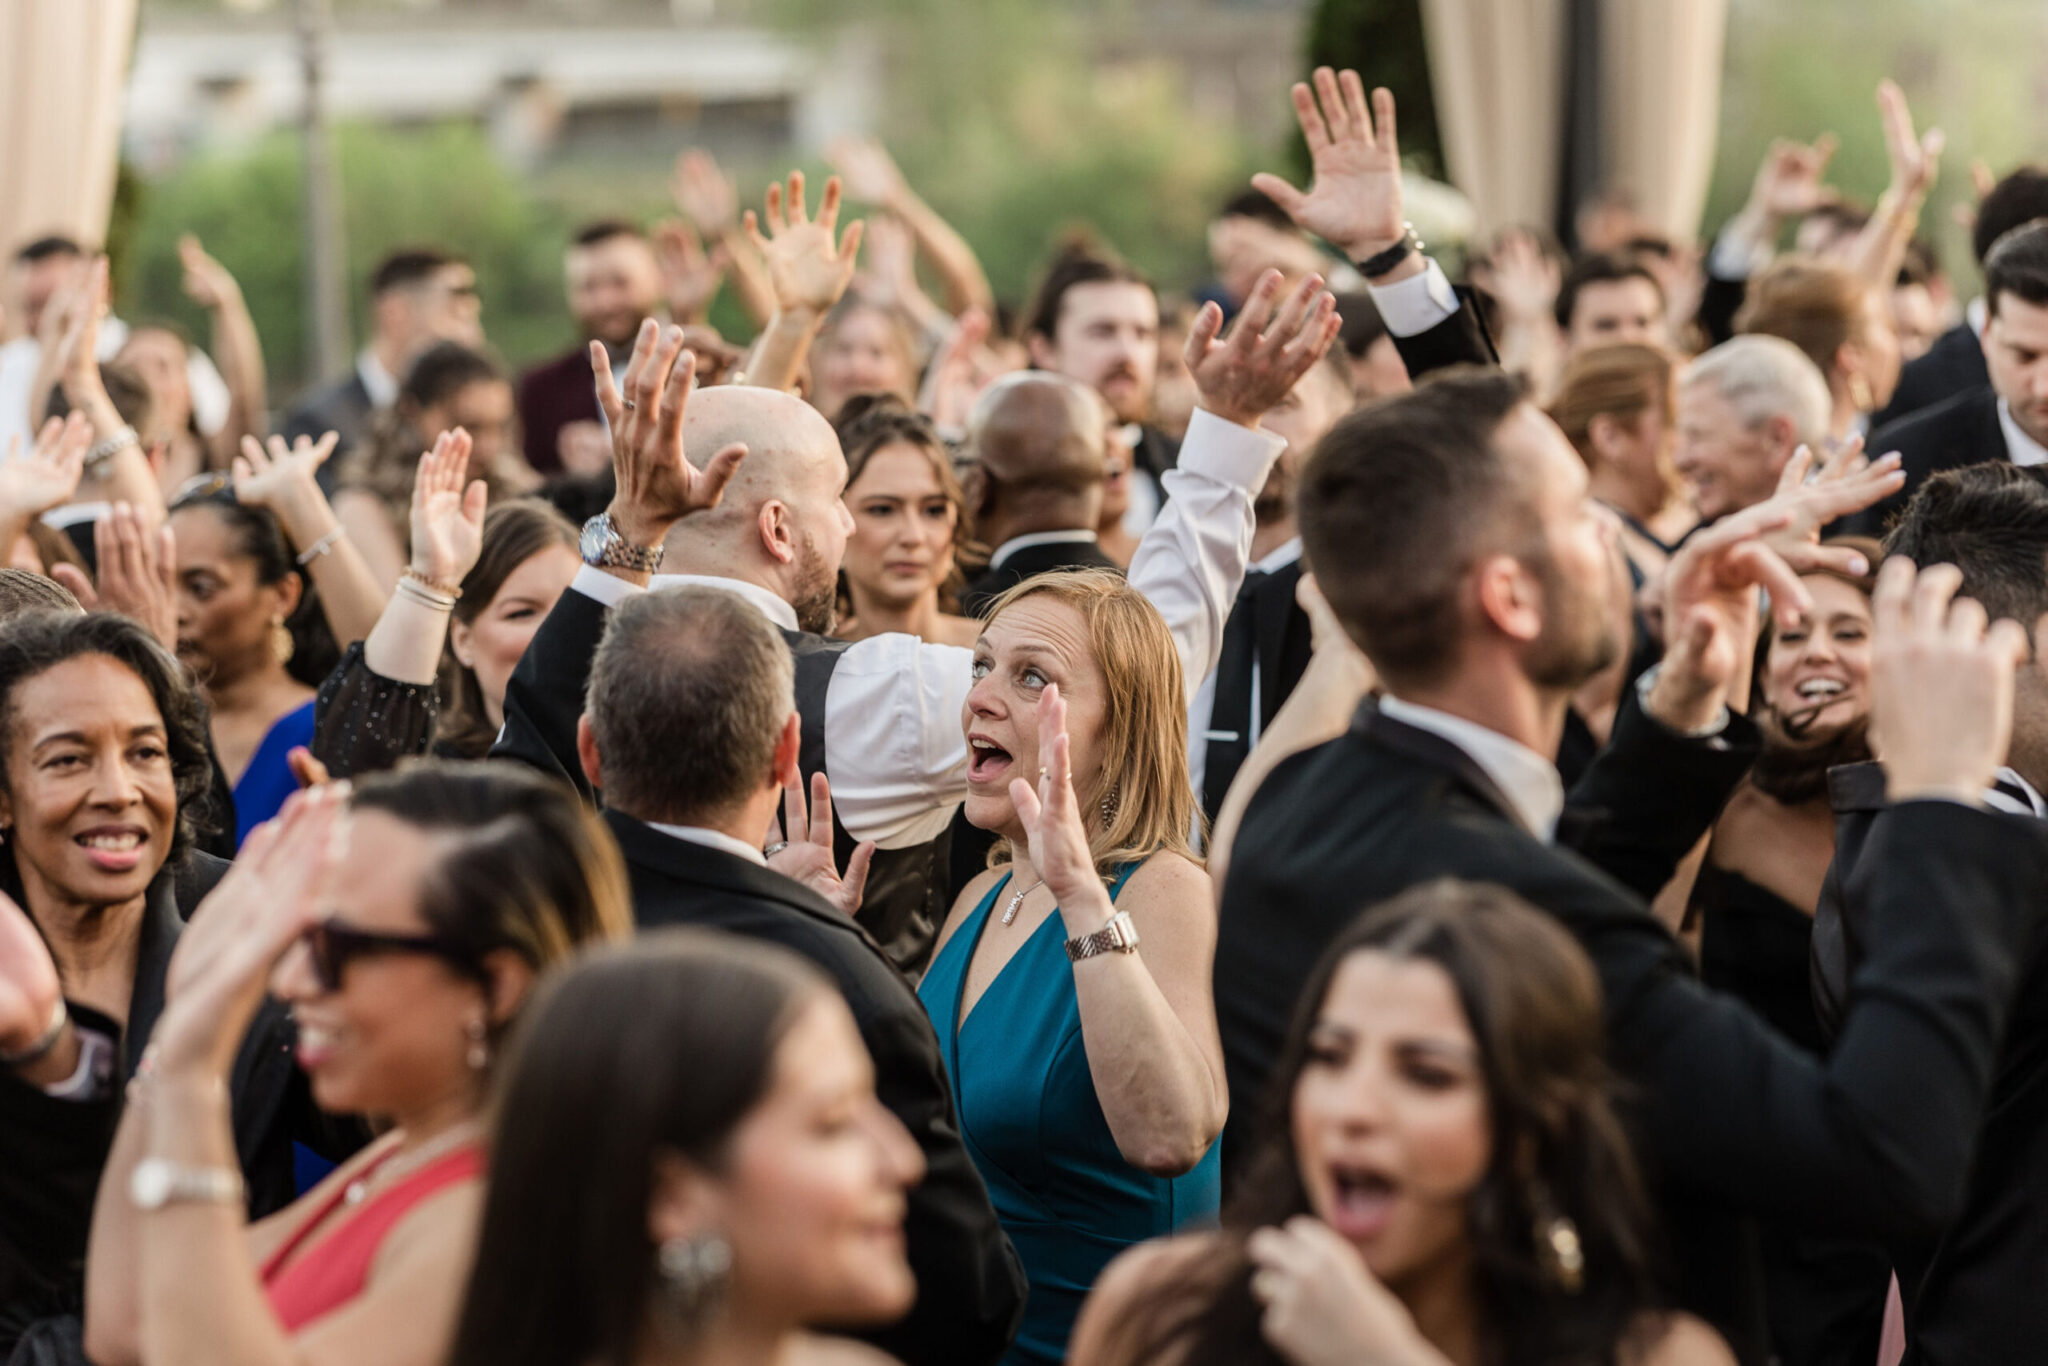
918, 865, 1222, 1365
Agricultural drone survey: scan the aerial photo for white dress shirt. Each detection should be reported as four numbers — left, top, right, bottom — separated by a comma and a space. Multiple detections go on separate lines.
0, 318, 232, 453
1187, 536, 1303, 801
1999, 398, 2048, 468
572, 404, 1284, 849
356, 349, 400, 410
642, 820, 768, 866
986, 528, 1100, 570
1364, 259, 1463, 339
1376, 694, 1566, 840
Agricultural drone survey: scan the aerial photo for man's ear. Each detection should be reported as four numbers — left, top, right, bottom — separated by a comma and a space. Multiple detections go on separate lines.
1473, 553, 1543, 647
770, 713, 801, 791
576, 713, 604, 793
758, 500, 795, 567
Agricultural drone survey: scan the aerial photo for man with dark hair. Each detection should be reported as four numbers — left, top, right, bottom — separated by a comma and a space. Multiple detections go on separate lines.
564, 584, 1026, 1366
279, 246, 482, 460
957, 372, 1117, 614
517, 220, 669, 479
1872, 165, 2048, 425
1555, 251, 1666, 354
1812, 461, 2048, 1363
1850, 218, 2048, 532
1217, 351, 2046, 1360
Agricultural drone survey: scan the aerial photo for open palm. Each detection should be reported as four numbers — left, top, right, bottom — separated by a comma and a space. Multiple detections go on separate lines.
1252, 68, 1405, 262
410, 428, 488, 587
0, 414, 89, 517
745, 171, 864, 315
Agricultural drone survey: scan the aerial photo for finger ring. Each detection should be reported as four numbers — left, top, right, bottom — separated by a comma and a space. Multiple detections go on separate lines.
1039, 766, 1049, 778
621, 399, 636, 411
763, 842, 788, 858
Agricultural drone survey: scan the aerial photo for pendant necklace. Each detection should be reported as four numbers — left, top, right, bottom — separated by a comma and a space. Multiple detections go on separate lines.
1000, 878, 1045, 926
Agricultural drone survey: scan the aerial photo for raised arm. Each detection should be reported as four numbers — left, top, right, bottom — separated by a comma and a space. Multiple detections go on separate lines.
232, 433, 390, 648
0, 412, 89, 555
1843, 81, 1942, 293
829, 135, 996, 317
181, 237, 270, 468
50, 259, 168, 523
671, 148, 778, 329
741, 173, 865, 395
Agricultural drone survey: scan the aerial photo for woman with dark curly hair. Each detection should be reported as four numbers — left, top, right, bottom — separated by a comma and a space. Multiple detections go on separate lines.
831, 395, 979, 647
0, 612, 343, 1358
1070, 880, 1732, 1366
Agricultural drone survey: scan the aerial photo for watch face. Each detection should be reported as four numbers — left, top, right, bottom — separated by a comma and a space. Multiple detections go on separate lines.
579, 515, 612, 565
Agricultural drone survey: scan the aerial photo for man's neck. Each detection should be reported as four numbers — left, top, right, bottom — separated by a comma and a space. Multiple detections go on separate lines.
980, 511, 1093, 553
368, 337, 409, 384
1251, 511, 1296, 564
659, 542, 790, 604
1388, 663, 1569, 762
630, 791, 779, 853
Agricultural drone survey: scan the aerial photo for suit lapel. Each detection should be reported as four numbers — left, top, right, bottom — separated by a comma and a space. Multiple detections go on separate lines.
604, 810, 888, 945
1352, 698, 1525, 827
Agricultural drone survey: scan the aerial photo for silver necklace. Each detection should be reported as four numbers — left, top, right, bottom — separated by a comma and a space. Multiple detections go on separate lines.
1000, 877, 1044, 926
343, 1120, 481, 1206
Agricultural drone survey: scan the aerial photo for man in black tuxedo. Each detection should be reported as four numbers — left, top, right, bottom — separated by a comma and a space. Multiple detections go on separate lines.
958, 373, 1119, 615
558, 581, 1026, 1366
1811, 463, 2048, 1365
1850, 220, 2048, 534
1868, 166, 2048, 429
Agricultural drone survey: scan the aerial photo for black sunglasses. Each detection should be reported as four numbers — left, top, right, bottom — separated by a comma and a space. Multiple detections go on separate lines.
299, 919, 479, 993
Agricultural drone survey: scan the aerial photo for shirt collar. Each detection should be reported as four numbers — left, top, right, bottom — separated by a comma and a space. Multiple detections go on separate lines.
642, 822, 768, 866
1254, 536, 1303, 573
647, 573, 801, 632
988, 528, 1098, 570
1376, 695, 1566, 839
357, 349, 399, 409
1998, 398, 2048, 468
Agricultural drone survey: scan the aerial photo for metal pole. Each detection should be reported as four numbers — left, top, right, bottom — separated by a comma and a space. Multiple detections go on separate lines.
296, 0, 349, 381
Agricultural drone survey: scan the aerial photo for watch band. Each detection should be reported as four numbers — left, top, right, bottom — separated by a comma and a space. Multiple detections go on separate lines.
580, 513, 666, 573
130, 1158, 245, 1211
1066, 910, 1141, 962
1354, 222, 1424, 279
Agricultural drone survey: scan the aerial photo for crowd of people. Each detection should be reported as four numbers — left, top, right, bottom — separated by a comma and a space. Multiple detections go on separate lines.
2, 54, 2047, 1366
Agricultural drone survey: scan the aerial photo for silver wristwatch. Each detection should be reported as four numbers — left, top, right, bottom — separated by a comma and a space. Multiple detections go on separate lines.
579, 512, 665, 573
1066, 910, 1141, 962
130, 1158, 245, 1211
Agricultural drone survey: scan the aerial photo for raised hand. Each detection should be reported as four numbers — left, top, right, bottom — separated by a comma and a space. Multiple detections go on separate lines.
1746, 134, 1840, 222
826, 134, 909, 208
1876, 79, 1943, 203
1651, 498, 1814, 731
178, 235, 243, 312
1252, 68, 1407, 264
1869, 558, 2030, 805
409, 428, 488, 589
591, 320, 749, 550
671, 148, 741, 238
53, 257, 112, 405
1184, 269, 1341, 430
233, 430, 339, 511
1478, 228, 1561, 324
653, 218, 729, 325
1759, 437, 1904, 568
0, 413, 90, 520
919, 307, 998, 431
857, 213, 920, 310
1249, 1217, 1449, 1366
767, 771, 875, 918
1009, 682, 1116, 932
744, 171, 865, 318
0, 891, 63, 1064
55, 503, 179, 652
155, 785, 350, 1076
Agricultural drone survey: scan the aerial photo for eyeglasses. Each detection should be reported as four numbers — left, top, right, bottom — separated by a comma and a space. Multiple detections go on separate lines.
299, 919, 480, 993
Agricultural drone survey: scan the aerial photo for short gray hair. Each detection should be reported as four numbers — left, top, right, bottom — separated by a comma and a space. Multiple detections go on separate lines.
1680, 335, 1832, 450
584, 586, 796, 826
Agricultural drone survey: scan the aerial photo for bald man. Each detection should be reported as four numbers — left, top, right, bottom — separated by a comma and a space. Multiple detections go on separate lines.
959, 372, 1119, 615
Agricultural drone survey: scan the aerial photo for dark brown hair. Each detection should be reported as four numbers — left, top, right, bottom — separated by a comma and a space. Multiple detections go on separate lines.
1735, 257, 1877, 380
439, 499, 578, 757
1021, 242, 1153, 344
447, 930, 829, 1366
1104, 880, 1662, 1366
1752, 537, 1881, 802
1548, 342, 1678, 469
833, 393, 976, 615
1297, 367, 1535, 689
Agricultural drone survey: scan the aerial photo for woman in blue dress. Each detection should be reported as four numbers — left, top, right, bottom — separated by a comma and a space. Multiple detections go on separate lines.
919, 569, 1227, 1364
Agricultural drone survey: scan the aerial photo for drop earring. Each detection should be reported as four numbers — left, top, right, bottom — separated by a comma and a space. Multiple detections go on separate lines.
270, 618, 295, 666
464, 1015, 489, 1071
657, 1233, 732, 1333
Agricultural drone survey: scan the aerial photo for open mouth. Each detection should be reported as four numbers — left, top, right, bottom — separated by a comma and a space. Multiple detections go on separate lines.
77, 828, 147, 872
295, 1020, 346, 1069
1324, 1162, 1400, 1240
1794, 678, 1847, 702
967, 735, 1013, 785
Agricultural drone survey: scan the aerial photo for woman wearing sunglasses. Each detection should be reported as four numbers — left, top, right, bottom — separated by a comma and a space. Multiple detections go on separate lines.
80, 762, 633, 1366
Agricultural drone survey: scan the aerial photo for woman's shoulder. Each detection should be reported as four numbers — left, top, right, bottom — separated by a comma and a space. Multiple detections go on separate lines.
1068, 1232, 1224, 1366
791, 1335, 906, 1366
1118, 849, 1212, 907
1626, 1311, 1738, 1366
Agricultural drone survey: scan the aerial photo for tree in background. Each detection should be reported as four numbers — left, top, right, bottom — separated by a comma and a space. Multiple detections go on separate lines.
1304, 0, 1445, 182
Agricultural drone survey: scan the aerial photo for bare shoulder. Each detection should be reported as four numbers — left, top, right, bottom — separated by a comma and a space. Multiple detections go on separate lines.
791, 1335, 904, 1366
930, 863, 1008, 962
1119, 850, 1213, 911
1068, 1233, 1221, 1366
1628, 1312, 1738, 1366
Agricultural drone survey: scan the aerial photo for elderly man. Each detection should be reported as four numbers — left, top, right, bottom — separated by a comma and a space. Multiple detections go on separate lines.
1675, 334, 1833, 524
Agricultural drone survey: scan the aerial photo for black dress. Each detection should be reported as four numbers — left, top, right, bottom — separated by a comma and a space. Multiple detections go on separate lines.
311, 642, 479, 779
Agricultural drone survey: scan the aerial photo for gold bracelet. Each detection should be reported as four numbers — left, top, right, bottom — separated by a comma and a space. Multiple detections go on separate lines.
400, 566, 463, 600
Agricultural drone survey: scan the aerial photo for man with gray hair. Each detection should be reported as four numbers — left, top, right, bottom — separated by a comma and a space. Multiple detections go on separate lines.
573, 583, 1027, 1366
1675, 334, 1833, 523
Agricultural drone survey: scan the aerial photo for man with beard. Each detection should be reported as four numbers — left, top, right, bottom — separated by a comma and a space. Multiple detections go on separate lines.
1022, 248, 1177, 528
497, 265, 1334, 971
958, 372, 1118, 615
518, 220, 669, 479
1190, 346, 1354, 825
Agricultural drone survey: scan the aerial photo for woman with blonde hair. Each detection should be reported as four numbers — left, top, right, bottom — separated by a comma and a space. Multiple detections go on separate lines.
1737, 258, 1902, 447
918, 568, 1226, 1365
1548, 342, 1694, 583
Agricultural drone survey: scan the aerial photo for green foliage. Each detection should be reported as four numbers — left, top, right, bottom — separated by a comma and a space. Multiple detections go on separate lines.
1305, 0, 1443, 181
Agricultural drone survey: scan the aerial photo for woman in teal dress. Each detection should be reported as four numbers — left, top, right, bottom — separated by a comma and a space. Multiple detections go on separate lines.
920, 569, 1227, 1365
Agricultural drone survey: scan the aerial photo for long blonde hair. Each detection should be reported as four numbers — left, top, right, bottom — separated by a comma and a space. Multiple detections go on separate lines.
982, 568, 1203, 874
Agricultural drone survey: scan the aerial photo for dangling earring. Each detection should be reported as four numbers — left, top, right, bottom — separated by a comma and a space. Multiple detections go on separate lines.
657, 1233, 732, 1333
464, 1015, 489, 1072
270, 618, 295, 666
1847, 371, 1875, 415
1098, 783, 1120, 825
1527, 1180, 1584, 1294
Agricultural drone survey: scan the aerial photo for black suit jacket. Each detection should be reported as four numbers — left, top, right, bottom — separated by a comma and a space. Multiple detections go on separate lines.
1843, 387, 2006, 536
604, 814, 1024, 1366
281, 371, 377, 492
1871, 321, 1989, 431
1200, 556, 1313, 821
1219, 697, 2048, 1363
960, 537, 1121, 618
1385, 280, 1499, 380
1811, 762, 2048, 1365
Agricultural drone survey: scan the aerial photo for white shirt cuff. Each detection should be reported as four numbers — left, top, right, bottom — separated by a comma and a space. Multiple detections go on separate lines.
1366, 259, 1459, 338
1178, 406, 1286, 491
569, 562, 643, 608
1708, 229, 1771, 282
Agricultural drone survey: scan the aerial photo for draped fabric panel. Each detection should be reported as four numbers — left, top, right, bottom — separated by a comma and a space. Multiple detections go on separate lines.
1418, 0, 1569, 237
0, 0, 137, 267
1598, 0, 1728, 242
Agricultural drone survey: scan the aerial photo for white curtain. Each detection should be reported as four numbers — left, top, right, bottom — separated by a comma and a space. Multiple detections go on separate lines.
1419, 0, 1569, 237
1599, 0, 1728, 242
0, 0, 137, 269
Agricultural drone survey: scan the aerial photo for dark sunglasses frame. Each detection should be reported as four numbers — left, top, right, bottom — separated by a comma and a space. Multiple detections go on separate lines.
300, 919, 481, 993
